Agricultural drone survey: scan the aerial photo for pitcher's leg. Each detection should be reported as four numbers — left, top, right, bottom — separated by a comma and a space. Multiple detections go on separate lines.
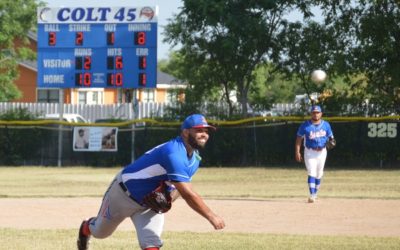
304, 149, 318, 202
89, 175, 144, 238
132, 209, 164, 249
315, 149, 328, 197
307, 176, 317, 198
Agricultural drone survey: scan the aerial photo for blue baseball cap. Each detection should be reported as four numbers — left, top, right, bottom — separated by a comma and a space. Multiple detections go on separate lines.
311, 105, 322, 113
181, 114, 216, 131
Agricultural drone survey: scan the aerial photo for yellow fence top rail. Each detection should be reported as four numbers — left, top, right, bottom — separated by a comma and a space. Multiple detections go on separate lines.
0, 116, 399, 127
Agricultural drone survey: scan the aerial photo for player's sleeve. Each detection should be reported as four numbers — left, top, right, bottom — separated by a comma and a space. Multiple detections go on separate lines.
163, 152, 193, 183
296, 122, 306, 137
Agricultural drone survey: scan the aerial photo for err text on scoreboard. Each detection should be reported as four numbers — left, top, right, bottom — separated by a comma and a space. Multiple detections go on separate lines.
37, 6, 157, 88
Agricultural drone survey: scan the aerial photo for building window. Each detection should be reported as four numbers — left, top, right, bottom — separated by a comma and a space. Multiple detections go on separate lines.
117, 89, 133, 103
117, 89, 123, 103
77, 90, 103, 104
92, 92, 98, 103
78, 92, 87, 104
143, 89, 155, 102
37, 89, 59, 103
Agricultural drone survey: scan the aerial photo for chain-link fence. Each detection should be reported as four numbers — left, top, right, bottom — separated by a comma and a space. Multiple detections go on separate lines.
1, 116, 399, 168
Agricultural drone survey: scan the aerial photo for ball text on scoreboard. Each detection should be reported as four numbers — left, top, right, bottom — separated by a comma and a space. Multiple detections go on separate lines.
37, 7, 157, 88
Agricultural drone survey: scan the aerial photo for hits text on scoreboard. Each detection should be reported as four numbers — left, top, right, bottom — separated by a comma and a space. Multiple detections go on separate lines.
37, 6, 157, 88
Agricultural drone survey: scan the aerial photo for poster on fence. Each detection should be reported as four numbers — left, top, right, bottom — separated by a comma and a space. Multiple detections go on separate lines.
73, 127, 118, 152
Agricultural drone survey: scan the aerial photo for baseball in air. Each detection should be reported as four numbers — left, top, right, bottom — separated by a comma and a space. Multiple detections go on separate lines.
311, 69, 327, 83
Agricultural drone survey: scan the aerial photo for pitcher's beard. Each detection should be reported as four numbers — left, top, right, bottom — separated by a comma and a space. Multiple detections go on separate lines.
311, 117, 320, 122
188, 134, 206, 150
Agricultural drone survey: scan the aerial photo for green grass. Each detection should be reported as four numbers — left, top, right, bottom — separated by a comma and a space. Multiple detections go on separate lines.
0, 166, 399, 199
194, 167, 400, 199
0, 167, 116, 198
1, 228, 399, 250
1, 166, 400, 249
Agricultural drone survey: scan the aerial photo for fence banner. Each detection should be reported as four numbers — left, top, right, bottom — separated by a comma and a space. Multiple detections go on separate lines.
73, 127, 118, 152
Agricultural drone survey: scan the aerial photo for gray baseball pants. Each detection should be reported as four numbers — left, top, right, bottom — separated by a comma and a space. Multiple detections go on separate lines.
88, 171, 164, 249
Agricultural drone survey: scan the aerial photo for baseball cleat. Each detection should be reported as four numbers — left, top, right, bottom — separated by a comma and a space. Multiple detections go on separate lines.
77, 219, 91, 250
308, 197, 316, 203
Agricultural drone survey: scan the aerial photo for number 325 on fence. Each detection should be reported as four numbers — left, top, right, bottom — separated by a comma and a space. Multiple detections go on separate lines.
367, 123, 398, 138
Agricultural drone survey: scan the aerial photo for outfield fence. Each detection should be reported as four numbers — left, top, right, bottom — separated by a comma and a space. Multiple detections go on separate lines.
0, 116, 399, 168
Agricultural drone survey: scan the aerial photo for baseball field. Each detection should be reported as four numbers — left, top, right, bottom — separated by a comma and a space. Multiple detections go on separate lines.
0, 167, 399, 249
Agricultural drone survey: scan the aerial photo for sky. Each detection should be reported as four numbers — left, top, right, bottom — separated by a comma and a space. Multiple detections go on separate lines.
41, 1, 319, 61
42, 0, 184, 60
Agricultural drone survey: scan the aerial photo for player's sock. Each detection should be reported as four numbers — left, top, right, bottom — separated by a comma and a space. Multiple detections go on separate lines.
315, 178, 321, 197
308, 176, 317, 196
82, 219, 91, 236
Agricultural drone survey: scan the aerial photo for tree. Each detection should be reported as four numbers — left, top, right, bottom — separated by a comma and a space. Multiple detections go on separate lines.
275, 19, 341, 109
278, 0, 400, 115
249, 63, 303, 110
164, 0, 318, 117
332, 0, 400, 115
0, 0, 39, 101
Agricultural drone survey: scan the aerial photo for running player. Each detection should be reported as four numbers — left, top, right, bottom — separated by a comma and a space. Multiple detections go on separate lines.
77, 114, 225, 250
295, 105, 334, 203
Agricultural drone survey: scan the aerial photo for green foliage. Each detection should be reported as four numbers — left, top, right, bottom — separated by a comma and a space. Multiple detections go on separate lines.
0, 55, 20, 101
164, 1, 318, 117
0, 107, 37, 120
162, 1, 400, 116
277, 1, 400, 115
249, 63, 304, 110
339, 1, 400, 115
0, 108, 43, 165
159, 52, 188, 82
160, 52, 234, 119
0, 0, 39, 101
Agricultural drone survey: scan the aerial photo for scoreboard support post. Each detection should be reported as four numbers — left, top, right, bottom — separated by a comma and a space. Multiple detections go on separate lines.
57, 89, 64, 167
131, 89, 138, 163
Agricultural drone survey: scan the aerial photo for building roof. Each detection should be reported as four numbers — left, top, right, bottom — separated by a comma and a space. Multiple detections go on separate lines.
156, 70, 186, 87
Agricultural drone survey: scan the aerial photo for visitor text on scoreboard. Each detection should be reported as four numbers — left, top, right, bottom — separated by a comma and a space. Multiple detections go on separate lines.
37, 6, 157, 88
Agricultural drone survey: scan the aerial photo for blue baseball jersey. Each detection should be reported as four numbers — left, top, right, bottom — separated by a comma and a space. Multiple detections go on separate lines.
121, 136, 201, 202
297, 120, 333, 149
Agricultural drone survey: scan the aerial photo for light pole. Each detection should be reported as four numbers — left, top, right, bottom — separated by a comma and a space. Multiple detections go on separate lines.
365, 99, 369, 117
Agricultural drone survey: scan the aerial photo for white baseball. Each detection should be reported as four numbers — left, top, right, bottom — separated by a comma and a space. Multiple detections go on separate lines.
311, 69, 327, 83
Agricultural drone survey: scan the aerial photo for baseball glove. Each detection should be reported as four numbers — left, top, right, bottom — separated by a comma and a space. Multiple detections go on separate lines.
142, 182, 172, 213
326, 137, 336, 150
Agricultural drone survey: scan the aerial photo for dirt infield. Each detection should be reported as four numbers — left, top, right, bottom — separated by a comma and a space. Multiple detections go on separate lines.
1, 197, 399, 237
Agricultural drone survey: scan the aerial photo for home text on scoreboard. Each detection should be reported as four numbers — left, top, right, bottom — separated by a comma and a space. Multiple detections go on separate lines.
37, 6, 157, 88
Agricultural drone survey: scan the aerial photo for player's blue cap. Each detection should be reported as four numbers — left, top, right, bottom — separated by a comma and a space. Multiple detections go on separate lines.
311, 105, 322, 113
181, 114, 216, 131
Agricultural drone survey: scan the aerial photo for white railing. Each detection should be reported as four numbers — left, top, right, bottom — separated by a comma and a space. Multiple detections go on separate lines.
0, 102, 301, 122
0, 102, 167, 122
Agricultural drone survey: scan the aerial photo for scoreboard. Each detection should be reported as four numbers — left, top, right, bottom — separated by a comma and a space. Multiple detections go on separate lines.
37, 6, 157, 88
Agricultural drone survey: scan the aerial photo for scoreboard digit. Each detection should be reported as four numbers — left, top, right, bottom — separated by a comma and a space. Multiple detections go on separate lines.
37, 6, 157, 88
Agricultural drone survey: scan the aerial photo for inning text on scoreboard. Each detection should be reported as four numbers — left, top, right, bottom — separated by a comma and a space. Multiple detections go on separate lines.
37, 7, 157, 88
